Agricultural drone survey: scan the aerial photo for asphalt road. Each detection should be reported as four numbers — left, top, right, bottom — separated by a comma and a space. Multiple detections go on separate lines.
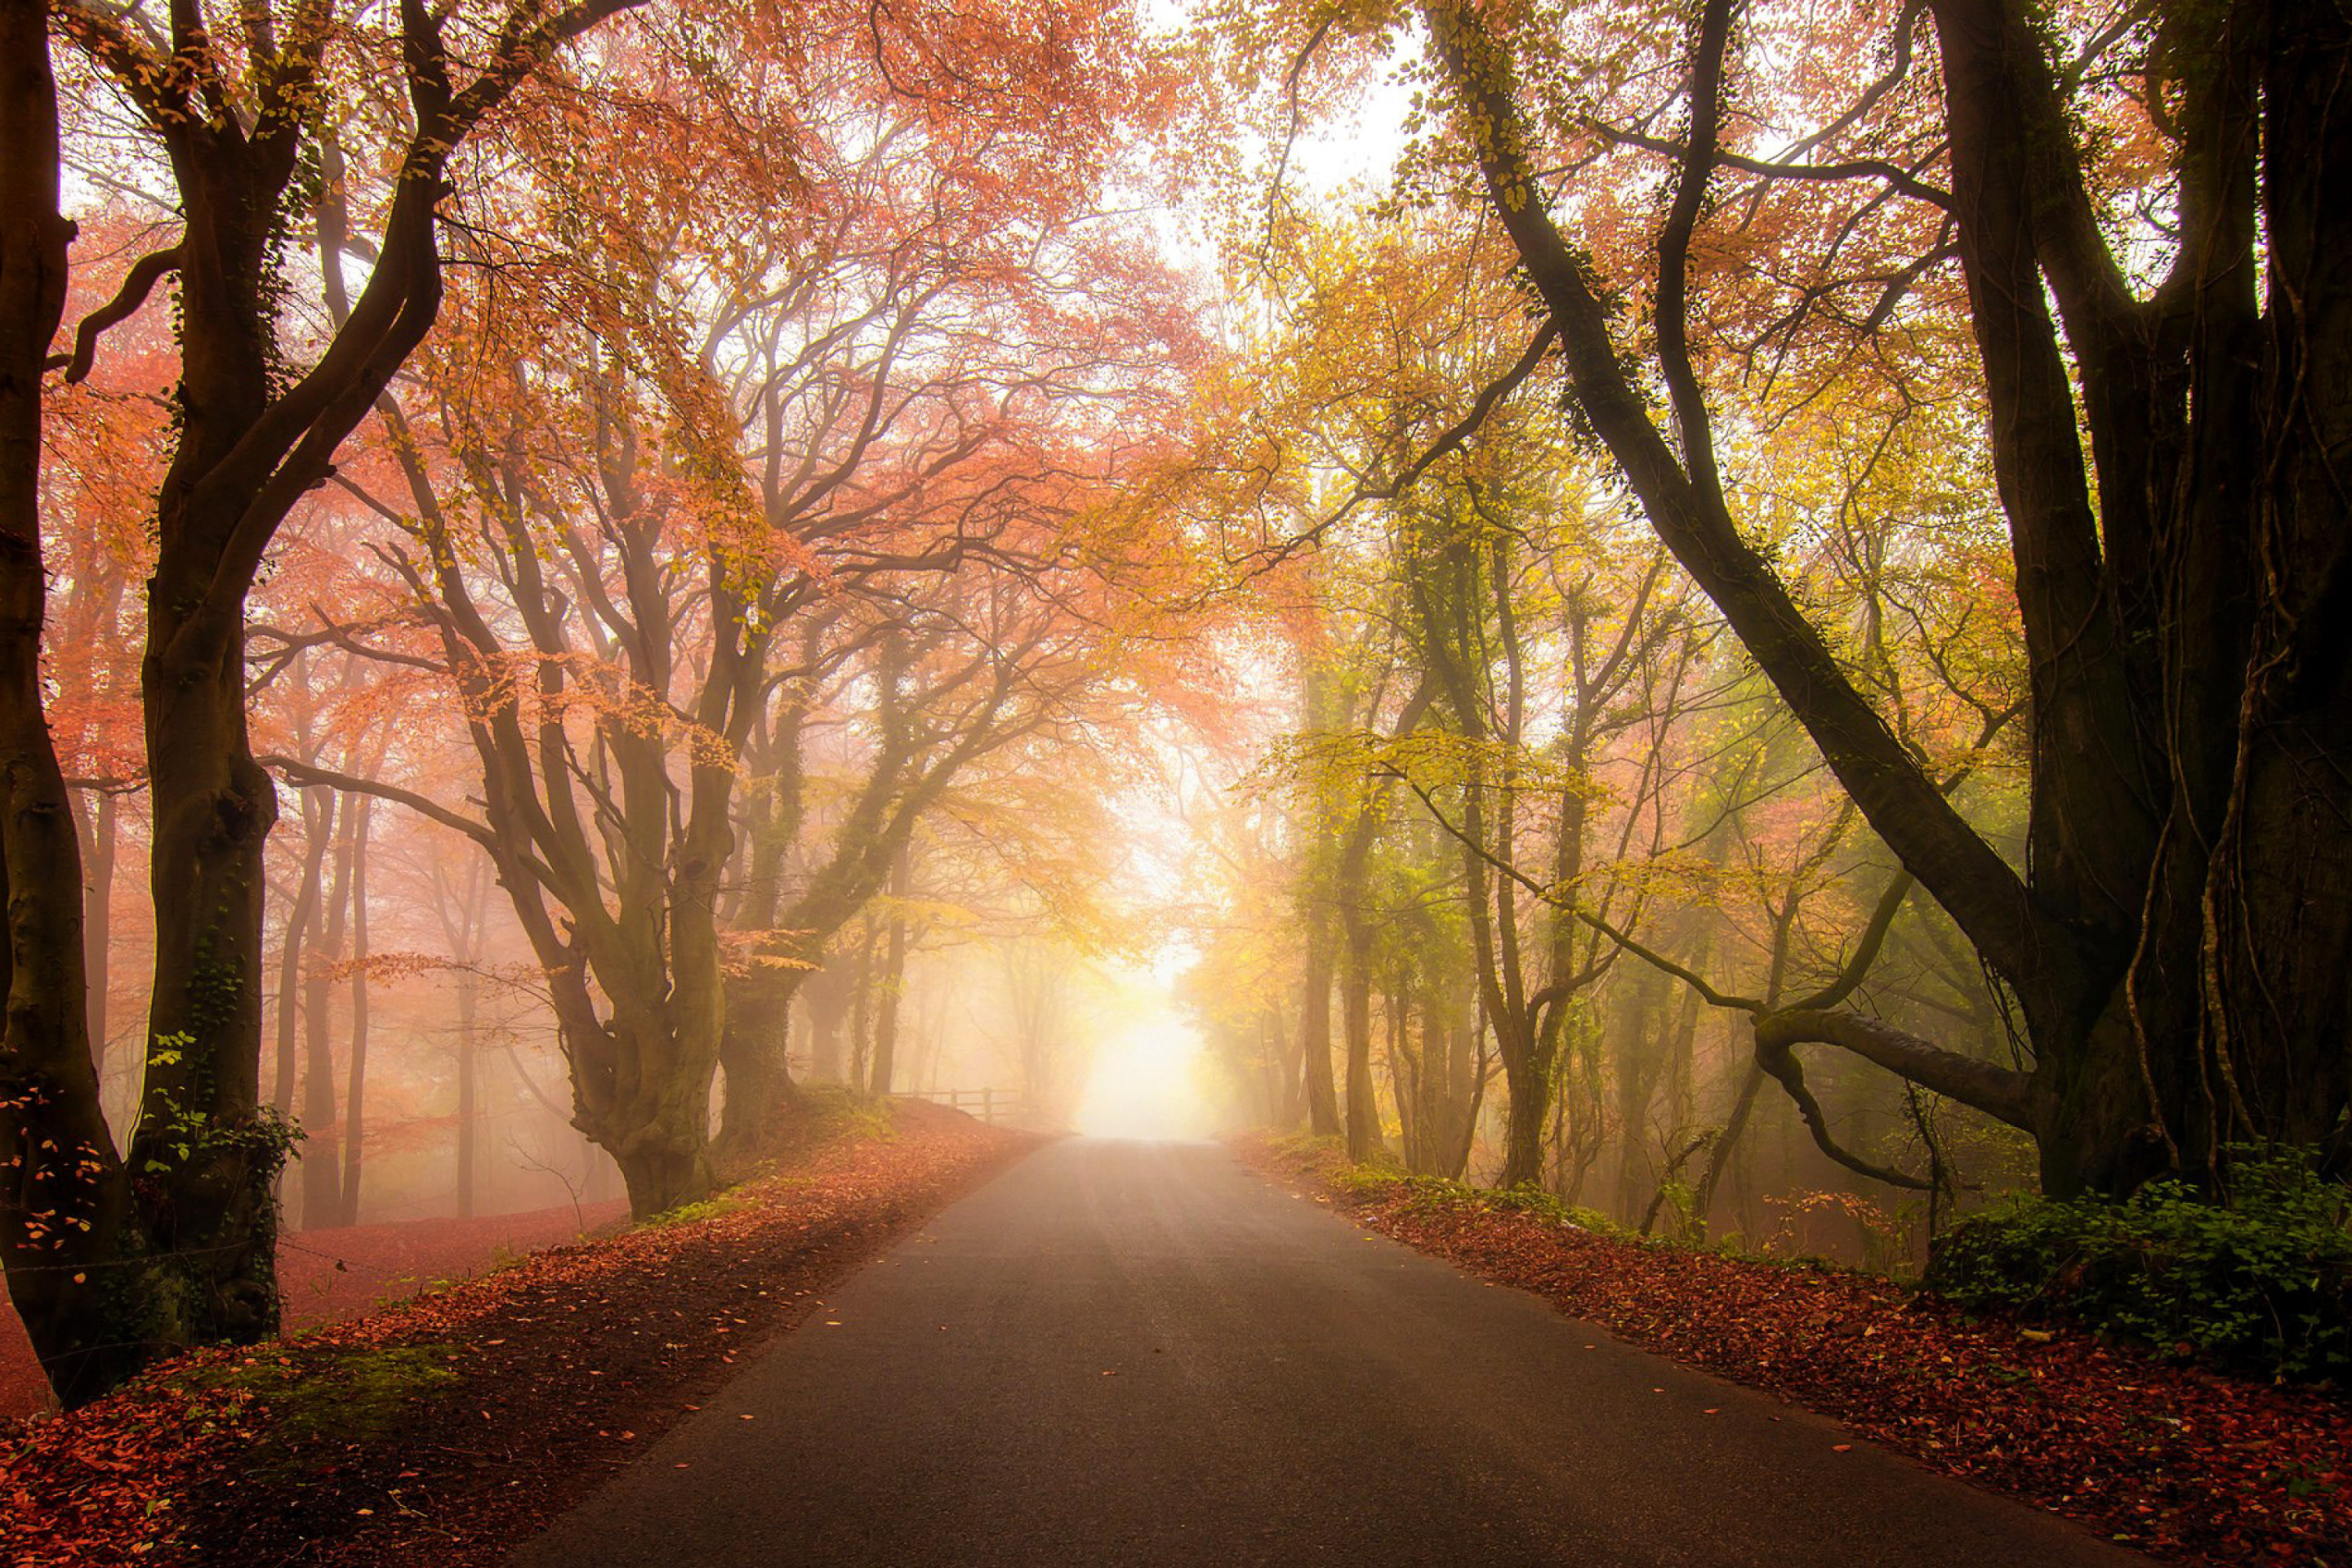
512, 1138, 2149, 1567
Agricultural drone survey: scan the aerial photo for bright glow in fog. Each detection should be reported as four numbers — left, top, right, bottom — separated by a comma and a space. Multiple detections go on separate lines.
1073, 1018, 1217, 1140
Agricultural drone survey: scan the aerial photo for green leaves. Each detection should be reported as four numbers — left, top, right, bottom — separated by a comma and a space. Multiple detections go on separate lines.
1926, 1148, 2352, 1385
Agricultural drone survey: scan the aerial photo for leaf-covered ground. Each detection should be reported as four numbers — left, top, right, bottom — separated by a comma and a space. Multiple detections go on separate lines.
1, 1103, 1036, 1566
1242, 1135, 2350, 1566
0, 1198, 635, 1420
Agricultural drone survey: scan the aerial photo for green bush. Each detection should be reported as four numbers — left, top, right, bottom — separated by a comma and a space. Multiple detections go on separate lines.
1925, 1148, 2352, 1384
1375, 1171, 1625, 1237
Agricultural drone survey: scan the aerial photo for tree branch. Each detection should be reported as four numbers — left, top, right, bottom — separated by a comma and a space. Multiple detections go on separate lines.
49, 244, 181, 383
1750, 1032, 1937, 1189
261, 755, 496, 854
1756, 1007, 2034, 1129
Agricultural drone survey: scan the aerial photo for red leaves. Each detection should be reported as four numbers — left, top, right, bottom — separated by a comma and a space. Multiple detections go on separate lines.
0, 1200, 637, 1422
1250, 1137, 2352, 1565
0, 1379, 261, 1564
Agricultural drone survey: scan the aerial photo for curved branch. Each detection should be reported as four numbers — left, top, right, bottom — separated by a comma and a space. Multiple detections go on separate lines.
261, 755, 495, 854
1655, 0, 1743, 503
1242, 321, 1559, 572
1783, 870, 1914, 1013
50, 244, 180, 384
1755, 1007, 2035, 1129
1748, 1030, 1936, 1189
1592, 122, 1953, 211
1395, 772, 1768, 1012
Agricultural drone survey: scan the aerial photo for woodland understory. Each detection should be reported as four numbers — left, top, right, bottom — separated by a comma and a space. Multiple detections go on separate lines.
0, 0, 2345, 1447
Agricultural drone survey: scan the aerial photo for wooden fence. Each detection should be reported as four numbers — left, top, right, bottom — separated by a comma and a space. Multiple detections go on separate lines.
888, 1087, 1027, 1126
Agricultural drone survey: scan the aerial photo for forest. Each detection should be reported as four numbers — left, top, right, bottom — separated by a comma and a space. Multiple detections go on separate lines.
2, 0, 2350, 1561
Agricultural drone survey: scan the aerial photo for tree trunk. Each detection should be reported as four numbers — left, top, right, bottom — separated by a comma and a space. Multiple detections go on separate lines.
1259, 1007, 1288, 1127
115, 112, 311, 1348
127, 611, 284, 1330
0, 12, 137, 1403
1341, 915, 1382, 1161
455, 963, 478, 1220
1445, 1010, 1487, 1182
868, 846, 911, 1098
336, 797, 371, 1227
614, 1144, 711, 1221
300, 797, 357, 1229
76, 786, 114, 1080
807, 957, 849, 1085
572, 1005, 718, 1221
716, 973, 797, 1162
1692, 1062, 1766, 1237
1388, 978, 1419, 1170
1495, 1019, 1548, 1190
568, 771, 733, 1221
847, 926, 876, 1094
1299, 925, 1341, 1137
271, 788, 333, 1118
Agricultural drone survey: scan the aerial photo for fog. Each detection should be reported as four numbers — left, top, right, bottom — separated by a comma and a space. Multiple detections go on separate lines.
1073, 1018, 1218, 1142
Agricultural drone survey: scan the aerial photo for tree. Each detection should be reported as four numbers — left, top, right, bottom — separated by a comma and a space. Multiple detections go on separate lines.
0, 0, 641, 1404
1406, 0, 2352, 1195
277, 15, 1189, 1212
0, 0, 123, 1410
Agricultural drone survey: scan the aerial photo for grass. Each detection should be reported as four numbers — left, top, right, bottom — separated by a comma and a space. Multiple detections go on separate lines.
172, 1343, 461, 1466
641, 1195, 746, 1229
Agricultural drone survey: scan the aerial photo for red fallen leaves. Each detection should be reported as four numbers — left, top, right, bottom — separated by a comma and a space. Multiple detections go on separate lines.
0, 1365, 261, 1565
0, 1199, 633, 1420
1246, 1137, 2350, 1566
0, 1105, 1035, 1567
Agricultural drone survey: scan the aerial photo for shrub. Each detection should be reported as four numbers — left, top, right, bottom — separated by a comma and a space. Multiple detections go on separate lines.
1379, 1172, 1624, 1237
1926, 1148, 2352, 1384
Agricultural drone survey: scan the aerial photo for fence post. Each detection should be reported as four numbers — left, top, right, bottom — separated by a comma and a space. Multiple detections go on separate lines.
982, 1087, 995, 1125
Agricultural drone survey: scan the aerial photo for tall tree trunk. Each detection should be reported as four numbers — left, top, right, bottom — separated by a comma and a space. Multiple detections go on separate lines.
1495, 1027, 1548, 1189
271, 788, 333, 1119
336, 797, 371, 1227
455, 962, 478, 1220
868, 845, 912, 1098
716, 972, 800, 1164
0, 5, 135, 1404
1691, 1062, 1766, 1237
1298, 925, 1341, 1137
716, 720, 804, 1160
75, 786, 114, 1080
1341, 911, 1382, 1161
300, 797, 358, 1229
847, 925, 877, 1094
124, 114, 302, 1344
131, 607, 284, 1324
808, 957, 849, 1085
1445, 1009, 1488, 1182
1388, 978, 1419, 1170
428, 852, 488, 1221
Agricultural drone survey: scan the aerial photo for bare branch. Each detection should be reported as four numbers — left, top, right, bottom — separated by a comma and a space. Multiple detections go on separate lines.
49, 244, 181, 383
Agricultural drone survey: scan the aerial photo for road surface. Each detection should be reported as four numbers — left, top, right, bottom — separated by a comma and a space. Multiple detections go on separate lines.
513, 1138, 2147, 1567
